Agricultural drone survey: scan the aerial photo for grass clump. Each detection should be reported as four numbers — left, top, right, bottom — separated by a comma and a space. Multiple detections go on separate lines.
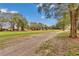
36, 40, 58, 56
35, 32, 79, 56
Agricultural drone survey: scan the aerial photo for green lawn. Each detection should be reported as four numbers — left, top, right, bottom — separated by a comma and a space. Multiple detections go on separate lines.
0, 30, 61, 49
0, 31, 42, 37
36, 32, 79, 56
0, 30, 60, 38
0, 30, 60, 48
0, 31, 48, 48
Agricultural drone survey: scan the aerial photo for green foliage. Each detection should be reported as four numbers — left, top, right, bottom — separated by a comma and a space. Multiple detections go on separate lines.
30, 22, 49, 30
55, 12, 70, 30
0, 12, 28, 31
11, 13, 28, 31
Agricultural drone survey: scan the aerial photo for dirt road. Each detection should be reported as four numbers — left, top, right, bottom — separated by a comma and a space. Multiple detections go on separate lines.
0, 32, 58, 56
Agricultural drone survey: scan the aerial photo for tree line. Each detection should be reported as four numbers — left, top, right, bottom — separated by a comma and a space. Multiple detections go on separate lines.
0, 12, 28, 31
29, 22, 53, 30
0, 11, 53, 31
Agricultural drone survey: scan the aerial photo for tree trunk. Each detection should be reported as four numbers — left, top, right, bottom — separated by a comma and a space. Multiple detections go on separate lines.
12, 25, 15, 31
21, 26, 24, 31
10, 21, 15, 31
63, 13, 67, 31
12, 23, 15, 31
69, 8, 78, 38
63, 19, 65, 31
17, 24, 19, 31
0, 26, 3, 31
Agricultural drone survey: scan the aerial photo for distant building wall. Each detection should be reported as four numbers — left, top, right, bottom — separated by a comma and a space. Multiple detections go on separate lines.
0, 22, 17, 29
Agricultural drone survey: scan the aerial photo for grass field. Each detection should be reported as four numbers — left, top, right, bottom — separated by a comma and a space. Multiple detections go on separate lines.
36, 32, 79, 56
0, 30, 61, 48
0, 30, 61, 38
0, 30, 47, 48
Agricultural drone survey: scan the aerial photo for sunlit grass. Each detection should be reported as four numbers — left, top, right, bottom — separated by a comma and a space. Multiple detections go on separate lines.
35, 32, 79, 56
0, 30, 59, 48
0, 31, 48, 48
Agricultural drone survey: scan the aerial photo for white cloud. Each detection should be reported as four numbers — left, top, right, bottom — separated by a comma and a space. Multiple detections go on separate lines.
0, 8, 18, 14
0, 8, 8, 13
9, 11, 18, 13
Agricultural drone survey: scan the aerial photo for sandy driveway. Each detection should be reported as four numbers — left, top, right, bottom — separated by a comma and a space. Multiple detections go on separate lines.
0, 32, 58, 56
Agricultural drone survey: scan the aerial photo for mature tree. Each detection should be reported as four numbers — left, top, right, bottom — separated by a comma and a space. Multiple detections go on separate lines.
19, 17, 28, 31
37, 3, 79, 38
30, 22, 38, 30
68, 4, 79, 38
10, 13, 28, 31
56, 12, 70, 30
0, 15, 9, 31
30, 22, 48, 30
0, 10, 28, 31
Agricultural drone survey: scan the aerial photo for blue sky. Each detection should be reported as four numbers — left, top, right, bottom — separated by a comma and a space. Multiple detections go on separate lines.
0, 3, 57, 26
